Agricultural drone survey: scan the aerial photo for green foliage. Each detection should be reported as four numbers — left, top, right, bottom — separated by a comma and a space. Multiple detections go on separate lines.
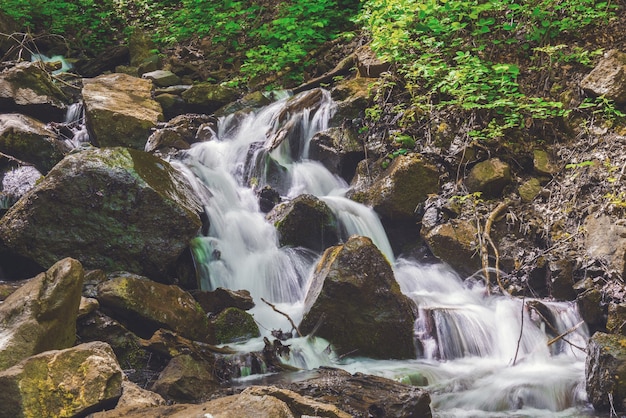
0, 0, 126, 52
357, 0, 617, 140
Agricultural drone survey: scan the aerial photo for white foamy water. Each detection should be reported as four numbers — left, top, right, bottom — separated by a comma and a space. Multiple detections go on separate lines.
174, 88, 595, 417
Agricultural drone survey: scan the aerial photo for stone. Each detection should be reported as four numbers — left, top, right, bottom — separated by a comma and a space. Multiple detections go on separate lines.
82, 73, 163, 149
0, 113, 66, 173
422, 219, 481, 277
0, 258, 83, 370
577, 288, 604, 333
150, 354, 219, 403
0, 61, 68, 122
213, 307, 260, 344
607, 303, 626, 335
190, 287, 255, 314
181, 82, 240, 114
299, 236, 417, 359
581, 49, 626, 104
355, 44, 391, 78
518, 177, 542, 202
142, 70, 181, 87
96, 273, 211, 342
584, 214, 626, 279
116, 380, 167, 409
90, 390, 296, 418
215, 90, 272, 116
466, 158, 511, 197
0, 147, 202, 282
154, 93, 186, 119
348, 153, 439, 221
586, 332, 626, 412
533, 149, 558, 176
309, 127, 364, 182
286, 367, 432, 418
0, 341, 123, 417
145, 113, 213, 152
74, 45, 130, 77
267, 194, 339, 252
245, 386, 351, 418
330, 77, 375, 125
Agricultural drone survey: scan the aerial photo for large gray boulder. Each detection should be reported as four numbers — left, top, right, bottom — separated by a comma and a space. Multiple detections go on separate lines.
0, 61, 68, 122
0, 147, 202, 282
83, 73, 163, 149
586, 332, 626, 412
309, 127, 364, 182
0, 258, 83, 370
0, 341, 123, 417
299, 235, 417, 359
0, 113, 66, 173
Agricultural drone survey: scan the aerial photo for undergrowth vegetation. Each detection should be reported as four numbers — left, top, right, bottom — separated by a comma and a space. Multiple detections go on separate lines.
357, 0, 621, 142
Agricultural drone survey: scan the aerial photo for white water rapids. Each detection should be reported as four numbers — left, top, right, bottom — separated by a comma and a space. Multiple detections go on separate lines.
173, 89, 595, 417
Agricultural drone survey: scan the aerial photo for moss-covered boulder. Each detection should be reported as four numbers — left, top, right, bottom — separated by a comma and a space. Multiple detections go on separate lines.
0, 147, 201, 281
518, 177, 542, 202
0, 113, 66, 173
465, 158, 511, 197
0, 258, 83, 371
309, 127, 364, 182
190, 287, 255, 315
533, 149, 558, 176
213, 307, 260, 344
267, 194, 339, 252
422, 219, 481, 277
0, 62, 68, 122
0, 341, 123, 417
96, 273, 211, 342
348, 153, 440, 222
181, 82, 240, 114
586, 332, 626, 412
83, 73, 163, 149
299, 235, 416, 359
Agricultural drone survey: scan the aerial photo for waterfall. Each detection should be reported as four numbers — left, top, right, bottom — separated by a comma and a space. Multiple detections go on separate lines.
174, 88, 594, 416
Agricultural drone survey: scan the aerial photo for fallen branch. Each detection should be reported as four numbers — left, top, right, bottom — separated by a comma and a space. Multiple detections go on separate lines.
261, 297, 302, 337
547, 321, 585, 347
481, 199, 512, 294
527, 303, 586, 352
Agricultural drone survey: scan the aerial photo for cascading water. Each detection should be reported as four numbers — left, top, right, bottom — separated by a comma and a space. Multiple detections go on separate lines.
174, 88, 595, 417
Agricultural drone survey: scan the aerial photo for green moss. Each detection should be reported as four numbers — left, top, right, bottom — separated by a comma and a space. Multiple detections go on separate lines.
213, 307, 260, 344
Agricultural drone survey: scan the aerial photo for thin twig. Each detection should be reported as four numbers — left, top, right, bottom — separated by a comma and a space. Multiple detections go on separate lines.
261, 297, 302, 337
513, 296, 525, 366
527, 303, 586, 352
547, 321, 584, 347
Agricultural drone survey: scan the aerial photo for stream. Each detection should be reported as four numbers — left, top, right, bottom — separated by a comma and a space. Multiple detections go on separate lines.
172, 88, 595, 417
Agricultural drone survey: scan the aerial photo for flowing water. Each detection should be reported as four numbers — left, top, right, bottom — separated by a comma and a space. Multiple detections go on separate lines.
174, 88, 595, 417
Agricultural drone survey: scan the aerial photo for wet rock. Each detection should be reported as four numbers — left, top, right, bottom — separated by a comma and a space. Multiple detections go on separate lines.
155, 93, 187, 119
96, 273, 211, 342
257, 185, 281, 213
584, 214, 626, 279
0, 258, 83, 370
286, 367, 432, 418
142, 69, 181, 87
0, 341, 123, 417
91, 388, 296, 418
0, 113, 66, 173
213, 307, 260, 344
586, 332, 626, 412
606, 303, 626, 335
267, 194, 339, 252
355, 44, 391, 78
0, 147, 202, 281
299, 236, 417, 359
190, 287, 255, 314
0, 61, 68, 122
82, 73, 163, 149
330, 77, 375, 125
581, 49, 626, 104
548, 259, 577, 301
348, 153, 440, 222
309, 127, 364, 182
145, 113, 213, 153
181, 82, 240, 114
577, 288, 605, 333
422, 219, 481, 277
74, 45, 130, 77
215, 90, 272, 116
150, 354, 219, 403
466, 158, 512, 197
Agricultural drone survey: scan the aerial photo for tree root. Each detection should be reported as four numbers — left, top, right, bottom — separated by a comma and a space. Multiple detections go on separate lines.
481, 199, 512, 294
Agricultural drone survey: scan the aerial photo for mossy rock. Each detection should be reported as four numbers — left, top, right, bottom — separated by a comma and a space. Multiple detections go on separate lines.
586, 332, 626, 412
213, 307, 260, 344
465, 158, 511, 197
181, 82, 240, 114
